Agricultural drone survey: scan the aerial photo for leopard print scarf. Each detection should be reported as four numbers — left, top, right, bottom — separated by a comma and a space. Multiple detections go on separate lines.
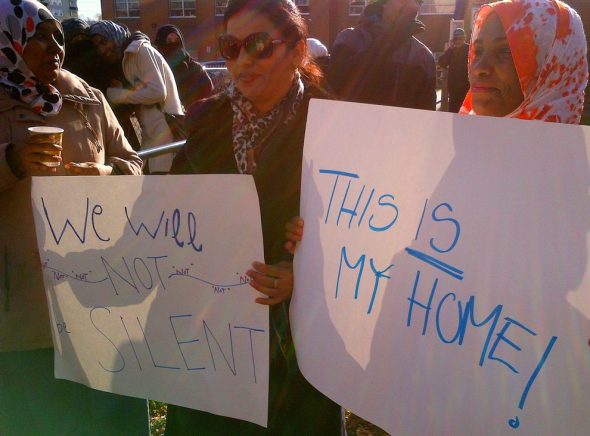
228, 72, 304, 174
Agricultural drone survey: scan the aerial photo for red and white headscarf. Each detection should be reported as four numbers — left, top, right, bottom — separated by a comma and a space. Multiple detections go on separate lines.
460, 0, 588, 124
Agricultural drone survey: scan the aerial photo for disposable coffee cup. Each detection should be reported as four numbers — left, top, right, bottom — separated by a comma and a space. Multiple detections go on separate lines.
28, 126, 64, 167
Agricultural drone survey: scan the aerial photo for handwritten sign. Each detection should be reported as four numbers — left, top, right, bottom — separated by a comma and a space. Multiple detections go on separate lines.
292, 100, 590, 435
31, 175, 268, 427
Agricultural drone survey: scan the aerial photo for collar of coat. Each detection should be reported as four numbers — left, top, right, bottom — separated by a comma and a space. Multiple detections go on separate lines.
0, 68, 101, 114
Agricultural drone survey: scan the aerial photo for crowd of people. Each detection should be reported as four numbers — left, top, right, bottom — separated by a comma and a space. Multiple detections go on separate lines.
0, 0, 588, 434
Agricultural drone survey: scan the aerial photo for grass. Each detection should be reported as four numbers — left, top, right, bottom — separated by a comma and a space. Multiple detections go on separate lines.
148, 402, 388, 436
149, 401, 167, 436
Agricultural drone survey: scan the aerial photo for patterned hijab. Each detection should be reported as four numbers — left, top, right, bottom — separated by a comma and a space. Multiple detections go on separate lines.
0, 0, 63, 116
460, 0, 588, 124
88, 20, 130, 53
229, 71, 304, 174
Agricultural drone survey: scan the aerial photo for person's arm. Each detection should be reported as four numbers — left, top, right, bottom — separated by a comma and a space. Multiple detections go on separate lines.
1, 141, 60, 187
107, 44, 167, 106
183, 60, 214, 107
438, 47, 452, 68
415, 55, 437, 111
0, 142, 20, 191
66, 88, 142, 176
327, 43, 360, 97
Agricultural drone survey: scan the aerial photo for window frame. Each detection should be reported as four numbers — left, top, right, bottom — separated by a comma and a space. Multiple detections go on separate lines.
419, 0, 456, 16
294, 0, 310, 15
169, 0, 196, 18
214, 0, 228, 17
348, 0, 367, 16
114, 0, 140, 18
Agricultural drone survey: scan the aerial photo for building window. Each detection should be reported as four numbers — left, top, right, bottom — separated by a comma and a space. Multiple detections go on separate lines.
215, 0, 228, 16
169, 0, 195, 17
349, 0, 367, 16
114, 0, 140, 17
420, 0, 456, 15
294, 0, 310, 15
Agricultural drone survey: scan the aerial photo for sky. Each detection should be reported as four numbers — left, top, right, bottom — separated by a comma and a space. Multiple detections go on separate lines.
77, 0, 102, 20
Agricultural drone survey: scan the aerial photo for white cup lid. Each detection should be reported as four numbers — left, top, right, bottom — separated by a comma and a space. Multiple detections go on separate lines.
28, 126, 64, 134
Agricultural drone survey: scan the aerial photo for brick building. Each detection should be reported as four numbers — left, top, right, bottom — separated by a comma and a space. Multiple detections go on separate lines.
99, 0, 459, 59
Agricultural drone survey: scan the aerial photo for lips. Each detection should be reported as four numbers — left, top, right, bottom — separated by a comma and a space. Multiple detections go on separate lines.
471, 83, 499, 93
237, 72, 260, 85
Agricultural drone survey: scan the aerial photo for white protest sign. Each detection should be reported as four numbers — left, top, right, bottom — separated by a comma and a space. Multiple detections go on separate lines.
31, 175, 268, 427
292, 99, 590, 435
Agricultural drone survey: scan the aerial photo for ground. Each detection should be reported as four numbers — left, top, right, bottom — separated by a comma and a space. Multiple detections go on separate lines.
149, 402, 389, 435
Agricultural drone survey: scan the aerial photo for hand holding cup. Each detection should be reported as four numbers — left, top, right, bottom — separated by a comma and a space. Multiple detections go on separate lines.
26, 126, 64, 170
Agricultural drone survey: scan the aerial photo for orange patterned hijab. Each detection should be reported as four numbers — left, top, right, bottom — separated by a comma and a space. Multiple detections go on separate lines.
461, 0, 588, 124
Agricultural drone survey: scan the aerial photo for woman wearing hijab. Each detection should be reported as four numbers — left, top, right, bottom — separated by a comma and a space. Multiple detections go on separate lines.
461, 0, 588, 123
0, 1, 146, 433
154, 24, 214, 111
90, 21, 183, 173
166, 0, 341, 434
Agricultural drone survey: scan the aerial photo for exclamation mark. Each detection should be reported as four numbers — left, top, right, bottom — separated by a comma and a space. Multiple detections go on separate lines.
508, 336, 558, 429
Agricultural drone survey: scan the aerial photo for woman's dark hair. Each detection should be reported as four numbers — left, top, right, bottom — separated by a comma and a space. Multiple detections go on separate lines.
223, 0, 322, 86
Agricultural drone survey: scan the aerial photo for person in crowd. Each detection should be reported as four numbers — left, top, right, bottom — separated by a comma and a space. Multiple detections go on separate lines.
461, 0, 587, 123
438, 27, 470, 113
306, 37, 328, 59
154, 24, 214, 111
90, 21, 183, 173
328, 0, 436, 109
61, 18, 100, 86
286, 0, 588, 266
63, 20, 142, 151
166, 0, 341, 433
306, 37, 330, 80
0, 1, 146, 433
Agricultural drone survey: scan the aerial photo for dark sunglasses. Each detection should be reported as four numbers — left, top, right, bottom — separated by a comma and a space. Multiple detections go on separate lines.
218, 32, 286, 61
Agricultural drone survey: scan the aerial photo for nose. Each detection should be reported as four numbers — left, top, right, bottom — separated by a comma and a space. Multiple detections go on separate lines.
96, 44, 108, 58
234, 44, 253, 66
471, 52, 493, 78
47, 34, 63, 55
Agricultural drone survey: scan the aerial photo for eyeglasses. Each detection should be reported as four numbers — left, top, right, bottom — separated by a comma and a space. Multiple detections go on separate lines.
218, 32, 286, 61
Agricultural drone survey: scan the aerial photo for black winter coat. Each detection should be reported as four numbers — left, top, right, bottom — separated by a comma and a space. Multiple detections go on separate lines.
166, 86, 341, 435
329, 20, 437, 110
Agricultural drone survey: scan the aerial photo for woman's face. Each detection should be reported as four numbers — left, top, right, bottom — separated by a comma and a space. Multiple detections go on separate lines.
22, 20, 64, 85
166, 33, 181, 45
91, 34, 120, 65
225, 10, 303, 114
469, 13, 524, 117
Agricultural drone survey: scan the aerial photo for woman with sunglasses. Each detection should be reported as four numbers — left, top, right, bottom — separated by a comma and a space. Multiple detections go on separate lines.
0, 0, 146, 433
167, 0, 340, 434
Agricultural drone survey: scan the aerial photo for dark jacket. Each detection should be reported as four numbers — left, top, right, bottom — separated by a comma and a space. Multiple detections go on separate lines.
328, 19, 436, 110
159, 50, 213, 111
438, 43, 470, 95
154, 24, 214, 111
166, 85, 341, 434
